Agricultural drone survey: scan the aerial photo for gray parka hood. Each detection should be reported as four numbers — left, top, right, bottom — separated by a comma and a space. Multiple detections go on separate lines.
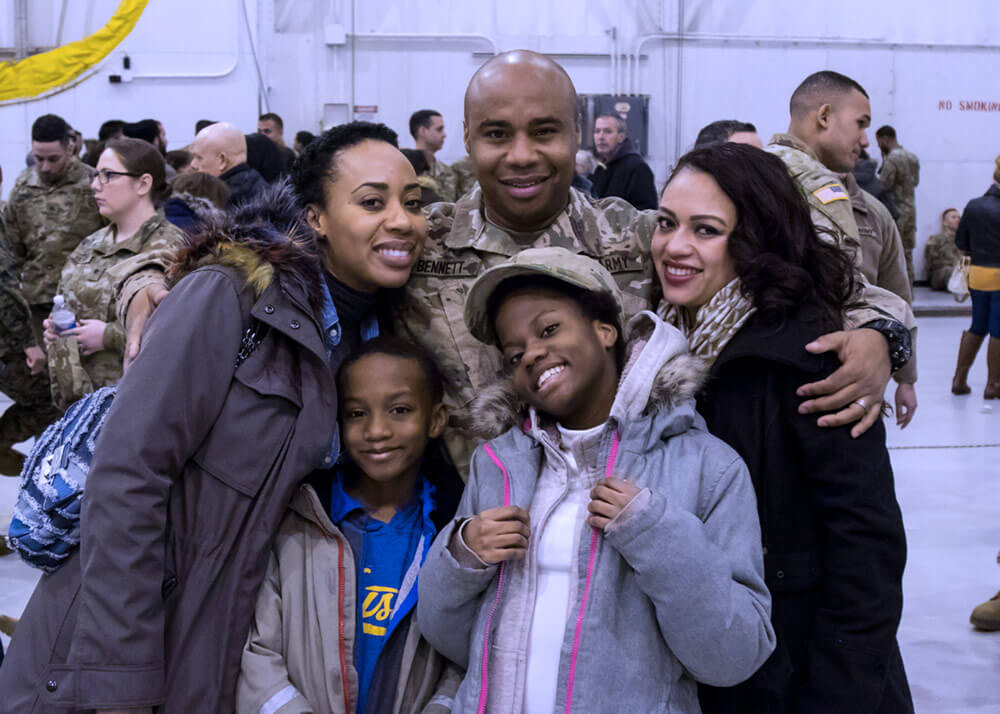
464, 310, 708, 449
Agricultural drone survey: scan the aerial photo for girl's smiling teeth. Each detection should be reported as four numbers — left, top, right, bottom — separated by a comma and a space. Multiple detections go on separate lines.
664, 264, 699, 276
377, 247, 410, 258
537, 364, 566, 390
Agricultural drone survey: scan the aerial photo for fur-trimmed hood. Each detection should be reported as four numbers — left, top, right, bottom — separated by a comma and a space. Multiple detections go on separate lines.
465, 311, 707, 444
166, 179, 326, 315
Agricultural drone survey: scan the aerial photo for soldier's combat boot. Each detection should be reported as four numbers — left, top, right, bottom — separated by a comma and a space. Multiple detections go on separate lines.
952, 331, 984, 395
985, 338, 1000, 399
970, 591, 1000, 631
0, 446, 24, 476
0, 615, 18, 637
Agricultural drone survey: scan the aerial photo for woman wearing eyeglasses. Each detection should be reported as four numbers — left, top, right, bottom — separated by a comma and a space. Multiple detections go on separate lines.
42, 137, 184, 409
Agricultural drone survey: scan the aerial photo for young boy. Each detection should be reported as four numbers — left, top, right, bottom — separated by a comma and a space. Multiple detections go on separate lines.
417, 248, 775, 713
237, 337, 463, 714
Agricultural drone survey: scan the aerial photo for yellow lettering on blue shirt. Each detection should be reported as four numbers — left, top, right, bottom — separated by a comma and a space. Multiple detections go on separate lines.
362, 585, 397, 625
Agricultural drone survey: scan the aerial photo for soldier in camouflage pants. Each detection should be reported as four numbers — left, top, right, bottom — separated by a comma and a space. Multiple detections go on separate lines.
0, 206, 60, 475
876, 126, 920, 285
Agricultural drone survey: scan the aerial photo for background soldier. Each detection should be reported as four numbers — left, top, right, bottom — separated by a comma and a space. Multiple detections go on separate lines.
842, 170, 918, 427
3, 114, 103, 355
925, 207, 963, 290
0, 168, 61, 474
876, 125, 921, 284
450, 155, 477, 198
409, 109, 459, 201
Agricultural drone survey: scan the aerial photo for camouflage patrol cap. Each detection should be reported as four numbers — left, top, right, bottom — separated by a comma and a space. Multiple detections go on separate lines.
464, 246, 625, 346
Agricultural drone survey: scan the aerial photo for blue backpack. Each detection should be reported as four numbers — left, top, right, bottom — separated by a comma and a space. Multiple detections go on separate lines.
7, 386, 117, 572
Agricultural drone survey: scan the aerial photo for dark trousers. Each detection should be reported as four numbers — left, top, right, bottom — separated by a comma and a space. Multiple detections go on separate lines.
970, 289, 1000, 338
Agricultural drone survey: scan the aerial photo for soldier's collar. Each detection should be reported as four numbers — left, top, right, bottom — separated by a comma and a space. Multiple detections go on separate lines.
444, 187, 577, 255
768, 133, 819, 161
839, 171, 868, 214
93, 214, 163, 255
27, 159, 87, 189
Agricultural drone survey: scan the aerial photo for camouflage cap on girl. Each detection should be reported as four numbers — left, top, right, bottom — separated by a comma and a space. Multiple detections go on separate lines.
464, 246, 625, 346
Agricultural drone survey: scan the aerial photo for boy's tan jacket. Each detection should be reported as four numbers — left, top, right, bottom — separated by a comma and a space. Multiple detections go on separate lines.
237, 482, 462, 714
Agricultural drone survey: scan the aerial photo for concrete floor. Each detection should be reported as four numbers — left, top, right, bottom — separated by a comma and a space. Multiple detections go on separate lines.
0, 314, 998, 710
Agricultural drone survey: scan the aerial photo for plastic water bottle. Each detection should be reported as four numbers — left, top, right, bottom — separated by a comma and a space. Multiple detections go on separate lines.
51, 295, 76, 334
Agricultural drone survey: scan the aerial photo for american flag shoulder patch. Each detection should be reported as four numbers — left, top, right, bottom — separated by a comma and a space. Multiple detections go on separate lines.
812, 182, 849, 204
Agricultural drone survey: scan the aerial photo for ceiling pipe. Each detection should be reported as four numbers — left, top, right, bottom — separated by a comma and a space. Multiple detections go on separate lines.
631, 32, 1000, 95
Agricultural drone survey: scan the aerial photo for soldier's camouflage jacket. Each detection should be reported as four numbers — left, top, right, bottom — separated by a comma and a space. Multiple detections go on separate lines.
47, 213, 184, 409
766, 134, 912, 328
430, 159, 460, 203
843, 172, 918, 384
449, 156, 478, 199
3, 160, 104, 313
395, 186, 656, 467
879, 146, 920, 232
0, 201, 34, 357
924, 233, 962, 290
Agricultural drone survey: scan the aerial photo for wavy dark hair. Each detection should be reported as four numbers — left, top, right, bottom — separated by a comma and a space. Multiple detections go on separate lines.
658, 143, 856, 330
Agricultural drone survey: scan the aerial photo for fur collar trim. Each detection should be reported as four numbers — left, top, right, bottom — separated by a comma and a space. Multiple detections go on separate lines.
463, 317, 707, 442
167, 179, 325, 314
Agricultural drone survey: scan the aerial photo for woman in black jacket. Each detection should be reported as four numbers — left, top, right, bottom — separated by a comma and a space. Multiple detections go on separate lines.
952, 155, 1000, 398
651, 142, 913, 714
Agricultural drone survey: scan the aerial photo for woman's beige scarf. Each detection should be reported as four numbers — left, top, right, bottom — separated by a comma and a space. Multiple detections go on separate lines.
657, 278, 757, 365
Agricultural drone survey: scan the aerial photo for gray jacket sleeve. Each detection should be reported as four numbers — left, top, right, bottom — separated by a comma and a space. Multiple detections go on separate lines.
236, 548, 314, 714
603, 451, 776, 687
417, 448, 499, 669
66, 269, 244, 708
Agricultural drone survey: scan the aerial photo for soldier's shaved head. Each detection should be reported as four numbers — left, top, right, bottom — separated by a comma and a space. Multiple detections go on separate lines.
462, 51, 580, 233
190, 122, 247, 177
464, 50, 578, 126
789, 71, 869, 118
787, 71, 872, 174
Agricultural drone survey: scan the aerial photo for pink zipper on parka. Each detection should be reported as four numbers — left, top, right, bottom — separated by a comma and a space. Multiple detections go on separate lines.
476, 431, 622, 714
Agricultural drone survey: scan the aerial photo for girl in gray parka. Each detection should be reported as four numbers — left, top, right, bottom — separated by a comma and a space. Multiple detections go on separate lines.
417, 247, 776, 714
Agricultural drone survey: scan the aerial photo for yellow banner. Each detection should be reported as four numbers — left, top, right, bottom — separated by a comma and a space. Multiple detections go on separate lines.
0, 0, 151, 102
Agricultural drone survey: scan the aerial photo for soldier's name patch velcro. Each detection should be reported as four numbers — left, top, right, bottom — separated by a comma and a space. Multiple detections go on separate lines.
411, 258, 477, 277
812, 183, 849, 204
598, 253, 644, 274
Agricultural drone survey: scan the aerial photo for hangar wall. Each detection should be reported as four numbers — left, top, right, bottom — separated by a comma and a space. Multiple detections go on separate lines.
2, 0, 998, 279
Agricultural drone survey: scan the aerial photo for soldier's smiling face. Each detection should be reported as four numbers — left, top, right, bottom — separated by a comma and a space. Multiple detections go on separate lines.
464, 55, 578, 233
31, 140, 74, 184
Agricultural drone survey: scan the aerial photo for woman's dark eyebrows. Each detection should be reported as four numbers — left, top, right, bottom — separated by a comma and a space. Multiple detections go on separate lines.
350, 182, 389, 194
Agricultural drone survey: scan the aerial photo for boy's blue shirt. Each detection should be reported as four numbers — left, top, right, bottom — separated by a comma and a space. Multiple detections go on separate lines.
330, 472, 438, 714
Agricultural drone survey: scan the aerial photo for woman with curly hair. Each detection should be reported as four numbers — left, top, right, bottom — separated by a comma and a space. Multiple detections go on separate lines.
651, 142, 913, 714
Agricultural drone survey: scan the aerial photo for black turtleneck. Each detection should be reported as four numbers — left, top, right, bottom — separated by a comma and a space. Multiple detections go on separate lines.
325, 272, 378, 364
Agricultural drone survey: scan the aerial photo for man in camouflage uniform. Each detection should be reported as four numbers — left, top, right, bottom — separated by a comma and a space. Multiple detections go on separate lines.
0, 182, 61, 475
876, 125, 920, 285
842, 170, 919, 427
766, 72, 915, 430
409, 109, 459, 201
925, 208, 962, 290
3, 114, 103, 350
450, 155, 477, 198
